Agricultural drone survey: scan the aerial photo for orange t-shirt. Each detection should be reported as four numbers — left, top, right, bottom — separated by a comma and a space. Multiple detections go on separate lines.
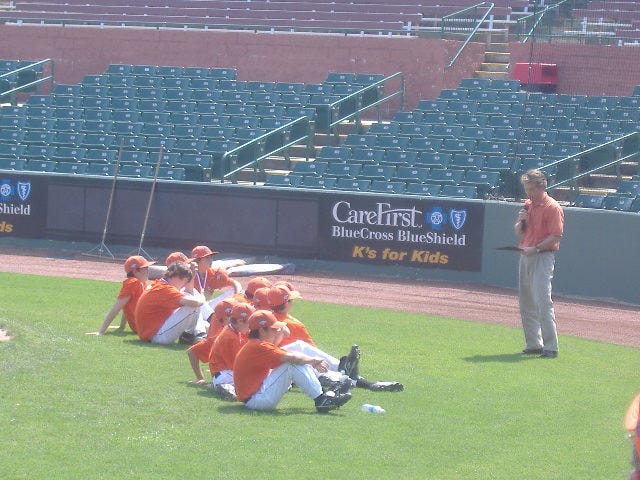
624, 394, 640, 457
519, 192, 564, 250
134, 279, 185, 341
275, 312, 315, 347
118, 277, 146, 333
188, 337, 215, 363
209, 325, 247, 375
193, 267, 234, 295
233, 339, 287, 402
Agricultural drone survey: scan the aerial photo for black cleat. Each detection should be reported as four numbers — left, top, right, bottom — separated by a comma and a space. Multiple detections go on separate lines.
521, 348, 543, 355
368, 381, 404, 392
315, 391, 352, 413
318, 374, 352, 395
539, 350, 558, 359
213, 383, 237, 401
178, 331, 196, 345
339, 344, 360, 380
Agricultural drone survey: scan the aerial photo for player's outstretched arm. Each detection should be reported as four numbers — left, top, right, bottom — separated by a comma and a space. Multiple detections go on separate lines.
86, 296, 130, 335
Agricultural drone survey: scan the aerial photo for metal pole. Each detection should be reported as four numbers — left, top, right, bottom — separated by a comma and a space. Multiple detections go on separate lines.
83, 139, 124, 259
132, 145, 163, 260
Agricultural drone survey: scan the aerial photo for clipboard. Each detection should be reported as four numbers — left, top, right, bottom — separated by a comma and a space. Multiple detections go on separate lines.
495, 246, 523, 252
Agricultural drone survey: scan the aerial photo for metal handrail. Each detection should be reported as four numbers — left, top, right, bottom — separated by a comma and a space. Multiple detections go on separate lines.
543, 132, 639, 195
219, 72, 404, 183
0, 16, 416, 37
443, 2, 495, 68
323, 71, 404, 139
0, 58, 54, 100
516, 0, 571, 42
220, 116, 313, 184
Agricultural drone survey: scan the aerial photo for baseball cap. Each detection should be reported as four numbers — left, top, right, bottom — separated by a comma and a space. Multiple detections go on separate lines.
245, 277, 272, 297
124, 255, 156, 274
251, 287, 270, 309
267, 285, 301, 308
273, 280, 296, 292
165, 251, 188, 267
231, 303, 256, 321
209, 268, 234, 289
189, 245, 219, 261
212, 298, 237, 323
248, 309, 287, 332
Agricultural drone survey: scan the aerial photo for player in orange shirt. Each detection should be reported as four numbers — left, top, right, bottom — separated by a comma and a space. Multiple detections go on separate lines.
165, 251, 189, 267
625, 393, 640, 480
233, 310, 352, 413
186, 298, 237, 385
243, 276, 271, 303
209, 302, 256, 400
134, 261, 206, 344
189, 245, 242, 303
267, 282, 404, 393
87, 255, 155, 336
250, 286, 271, 309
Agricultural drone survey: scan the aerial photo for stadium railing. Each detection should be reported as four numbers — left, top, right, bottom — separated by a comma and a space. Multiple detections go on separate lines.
220, 116, 314, 184
543, 131, 640, 201
320, 72, 404, 141
0, 59, 54, 104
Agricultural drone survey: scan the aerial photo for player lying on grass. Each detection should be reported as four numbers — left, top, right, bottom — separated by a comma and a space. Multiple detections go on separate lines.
86, 255, 155, 336
233, 309, 352, 413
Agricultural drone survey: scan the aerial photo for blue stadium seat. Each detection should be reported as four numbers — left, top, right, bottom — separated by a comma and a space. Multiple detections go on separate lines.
358, 164, 396, 181
334, 178, 370, 192
440, 184, 478, 199
429, 168, 464, 185
368, 180, 406, 194
405, 183, 441, 196
573, 193, 605, 209
55, 161, 88, 175
325, 162, 362, 178
394, 166, 430, 183
460, 170, 501, 198
299, 176, 337, 189
264, 173, 302, 187
602, 194, 635, 211
292, 161, 329, 177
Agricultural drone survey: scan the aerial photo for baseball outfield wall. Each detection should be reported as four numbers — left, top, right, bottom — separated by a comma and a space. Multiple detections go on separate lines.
1, 172, 638, 305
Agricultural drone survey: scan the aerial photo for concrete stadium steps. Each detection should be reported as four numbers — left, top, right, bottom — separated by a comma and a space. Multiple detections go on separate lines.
233, 119, 375, 184
475, 42, 510, 80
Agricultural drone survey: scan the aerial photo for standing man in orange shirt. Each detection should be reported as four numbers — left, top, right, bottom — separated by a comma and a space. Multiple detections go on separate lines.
135, 262, 206, 344
87, 255, 155, 336
514, 169, 564, 359
233, 310, 352, 413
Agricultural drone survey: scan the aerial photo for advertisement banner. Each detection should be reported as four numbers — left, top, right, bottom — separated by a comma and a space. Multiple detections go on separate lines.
319, 195, 485, 271
0, 174, 46, 237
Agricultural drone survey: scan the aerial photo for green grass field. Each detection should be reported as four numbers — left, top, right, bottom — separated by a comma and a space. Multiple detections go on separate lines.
1, 272, 638, 479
